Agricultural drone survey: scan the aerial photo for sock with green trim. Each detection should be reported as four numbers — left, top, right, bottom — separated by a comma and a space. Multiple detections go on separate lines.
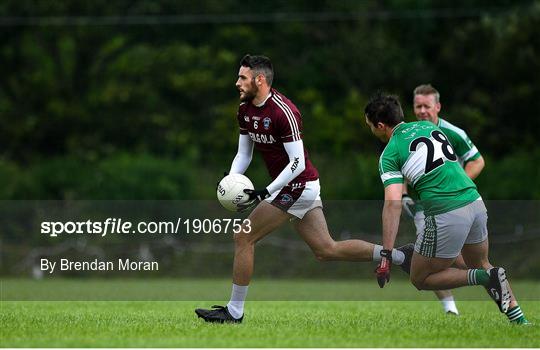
467, 269, 490, 286
372, 245, 405, 265
506, 305, 529, 324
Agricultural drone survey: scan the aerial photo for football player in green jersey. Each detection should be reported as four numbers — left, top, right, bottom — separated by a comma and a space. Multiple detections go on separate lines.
413, 84, 484, 178
402, 84, 486, 315
364, 92, 529, 325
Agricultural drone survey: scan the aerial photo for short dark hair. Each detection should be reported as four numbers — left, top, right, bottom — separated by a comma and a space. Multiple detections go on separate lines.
240, 54, 274, 86
413, 84, 440, 103
364, 92, 404, 127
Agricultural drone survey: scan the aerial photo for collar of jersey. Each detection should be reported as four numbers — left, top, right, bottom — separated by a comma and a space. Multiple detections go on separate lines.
254, 92, 272, 107
391, 122, 406, 135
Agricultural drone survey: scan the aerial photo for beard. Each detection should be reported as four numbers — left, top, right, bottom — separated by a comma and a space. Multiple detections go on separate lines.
239, 81, 258, 102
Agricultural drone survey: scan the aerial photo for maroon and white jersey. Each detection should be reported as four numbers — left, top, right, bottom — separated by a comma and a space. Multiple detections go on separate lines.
237, 89, 319, 183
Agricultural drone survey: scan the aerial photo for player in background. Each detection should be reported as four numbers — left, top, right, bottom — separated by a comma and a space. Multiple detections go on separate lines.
401, 84, 486, 315
412, 84, 485, 178
364, 93, 530, 325
195, 55, 412, 323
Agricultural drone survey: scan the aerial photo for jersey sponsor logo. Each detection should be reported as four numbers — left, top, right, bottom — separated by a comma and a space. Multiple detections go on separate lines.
248, 132, 277, 144
279, 194, 293, 205
403, 123, 434, 140
263, 117, 271, 130
290, 157, 300, 172
252, 116, 261, 121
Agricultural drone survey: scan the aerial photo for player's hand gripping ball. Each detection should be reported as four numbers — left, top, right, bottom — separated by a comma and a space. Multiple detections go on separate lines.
216, 174, 255, 211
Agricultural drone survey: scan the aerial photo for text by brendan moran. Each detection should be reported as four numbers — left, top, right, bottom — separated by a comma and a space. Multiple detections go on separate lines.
40, 258, 158, 274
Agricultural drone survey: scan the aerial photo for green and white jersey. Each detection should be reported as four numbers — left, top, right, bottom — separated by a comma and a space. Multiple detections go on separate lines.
379, 121, 480, 215
438, 118, 481, 165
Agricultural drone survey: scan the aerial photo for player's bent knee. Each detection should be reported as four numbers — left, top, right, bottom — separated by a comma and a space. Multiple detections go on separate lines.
411, 278, 425, 290
313, 243, 337, 262
314, 251, 331, 262
233, 229, 255, 246
232, 231, 243, 244
409, 273, 426, 290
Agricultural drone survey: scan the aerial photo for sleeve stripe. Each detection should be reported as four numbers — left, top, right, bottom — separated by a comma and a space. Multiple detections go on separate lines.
381, 171, 403, 182
462, 146, 479, 162
272, 95, 300, 141
440, 119, 470, 143
272, 95, 301, 141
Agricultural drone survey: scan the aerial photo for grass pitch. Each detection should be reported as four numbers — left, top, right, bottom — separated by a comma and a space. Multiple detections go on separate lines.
1, 279, 538, 347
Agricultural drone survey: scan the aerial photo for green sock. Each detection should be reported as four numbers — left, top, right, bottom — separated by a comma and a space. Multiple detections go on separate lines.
467, 269, 490, 286
506, 305, 529, 324
475, 269, 490, 286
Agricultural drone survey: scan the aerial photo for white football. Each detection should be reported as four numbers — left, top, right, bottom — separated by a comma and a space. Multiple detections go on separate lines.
216, 174, 255, 211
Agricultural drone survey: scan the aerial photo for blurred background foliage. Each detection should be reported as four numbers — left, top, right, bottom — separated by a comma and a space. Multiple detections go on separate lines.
1, 0, 540, 200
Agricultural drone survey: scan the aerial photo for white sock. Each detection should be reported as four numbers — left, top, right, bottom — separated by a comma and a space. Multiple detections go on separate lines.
440, 296, 459, 315
373, 245, 405, 265
226, 284, 248, 319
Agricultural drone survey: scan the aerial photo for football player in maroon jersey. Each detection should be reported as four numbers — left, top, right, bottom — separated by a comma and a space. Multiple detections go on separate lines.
195, 55, 413, 323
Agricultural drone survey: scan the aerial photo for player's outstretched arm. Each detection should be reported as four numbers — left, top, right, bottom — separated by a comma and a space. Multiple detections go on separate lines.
382, 183, 403, 250
229, 134, 254, 174
376, 183, 403, 287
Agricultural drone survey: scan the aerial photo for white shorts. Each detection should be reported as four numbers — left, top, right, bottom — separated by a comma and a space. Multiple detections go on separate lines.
414, 199, 488, 258
265, 179, 323, 219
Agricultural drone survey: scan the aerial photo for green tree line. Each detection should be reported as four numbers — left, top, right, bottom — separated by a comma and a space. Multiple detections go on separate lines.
1, 0, 539, 199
